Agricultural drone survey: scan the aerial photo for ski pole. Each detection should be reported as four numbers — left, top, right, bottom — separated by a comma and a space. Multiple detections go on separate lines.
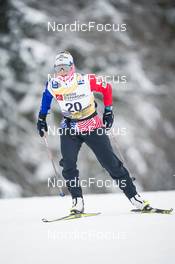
43, 133, 65, 197
110, 134, 135, 181
99, 107, 135, 181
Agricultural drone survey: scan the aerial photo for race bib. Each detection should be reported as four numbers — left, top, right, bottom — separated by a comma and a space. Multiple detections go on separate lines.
48, 73, 95, 119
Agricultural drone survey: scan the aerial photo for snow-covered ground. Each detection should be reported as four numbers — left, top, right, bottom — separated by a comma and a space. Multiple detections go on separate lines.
0, 191, 175, 264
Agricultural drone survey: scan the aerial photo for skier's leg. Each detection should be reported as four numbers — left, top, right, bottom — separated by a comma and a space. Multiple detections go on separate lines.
84, 129, 137, 199
60, 132, 83, 199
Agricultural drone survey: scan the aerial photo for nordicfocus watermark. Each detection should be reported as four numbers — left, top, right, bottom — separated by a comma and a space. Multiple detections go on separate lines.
48, 177, 127, 190
48, 230, 127, 241
47, 126, 127, 137
48, 21, 127, 32
47, 73, 127, 84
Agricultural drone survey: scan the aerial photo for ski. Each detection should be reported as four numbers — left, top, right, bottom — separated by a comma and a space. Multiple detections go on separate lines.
42, 212, 101, 223
131, 207, 173, 214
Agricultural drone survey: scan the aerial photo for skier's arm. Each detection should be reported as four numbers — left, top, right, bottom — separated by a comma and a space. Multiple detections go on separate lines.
89, 74, 114, 129
37, 82, 53, 137
89, 74, 112, 108
39, 82, 53, 116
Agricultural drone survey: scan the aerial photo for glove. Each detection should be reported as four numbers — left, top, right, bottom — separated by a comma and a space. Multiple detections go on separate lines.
37, 113, 48, 137
103, 107, 114, 129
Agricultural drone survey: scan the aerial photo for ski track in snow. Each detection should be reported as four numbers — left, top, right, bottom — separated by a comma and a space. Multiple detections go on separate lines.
0, 191, 175, 264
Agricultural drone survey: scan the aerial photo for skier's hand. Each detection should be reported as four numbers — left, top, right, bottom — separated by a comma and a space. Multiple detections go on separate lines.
103, 107, 114, 129
37, 114, 48, 137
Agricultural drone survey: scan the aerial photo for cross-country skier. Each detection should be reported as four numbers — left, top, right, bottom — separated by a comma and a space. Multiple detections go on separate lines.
37, 50, 150, 214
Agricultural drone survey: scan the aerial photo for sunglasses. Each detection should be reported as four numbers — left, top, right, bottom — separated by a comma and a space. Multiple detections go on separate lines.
54, 64, 72, 72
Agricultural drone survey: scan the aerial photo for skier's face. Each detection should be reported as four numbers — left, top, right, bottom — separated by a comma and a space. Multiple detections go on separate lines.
57, 69, 67, 77
55, 64, 72, 77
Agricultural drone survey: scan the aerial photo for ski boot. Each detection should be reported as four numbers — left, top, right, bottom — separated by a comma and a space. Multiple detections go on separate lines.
130, 194, 150, 210
70, 197, 84, 214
